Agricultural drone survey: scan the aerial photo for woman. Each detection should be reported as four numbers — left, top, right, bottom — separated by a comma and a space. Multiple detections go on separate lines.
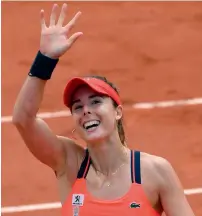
12, 3, 195, 216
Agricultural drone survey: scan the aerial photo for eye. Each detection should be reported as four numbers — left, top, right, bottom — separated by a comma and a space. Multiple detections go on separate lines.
73, 104, 83, 111
92, 99, 101, 105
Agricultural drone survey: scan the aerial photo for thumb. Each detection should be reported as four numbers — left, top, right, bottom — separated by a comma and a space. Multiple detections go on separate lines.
66, 32, 83, 48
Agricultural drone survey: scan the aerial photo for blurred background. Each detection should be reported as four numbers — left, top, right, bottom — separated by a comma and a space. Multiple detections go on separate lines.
2, 1, 202, 215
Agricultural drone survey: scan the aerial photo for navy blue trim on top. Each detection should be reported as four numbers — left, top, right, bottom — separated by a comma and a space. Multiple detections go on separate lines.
77, 149, 89, 179
134, 151, 141, 184
77, 149, 141, 183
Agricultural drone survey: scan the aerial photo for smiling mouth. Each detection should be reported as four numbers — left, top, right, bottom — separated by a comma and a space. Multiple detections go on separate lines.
83, 120, 100, 131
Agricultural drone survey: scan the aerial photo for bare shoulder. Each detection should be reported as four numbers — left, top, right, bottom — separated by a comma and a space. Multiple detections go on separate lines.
141, 152, 172, 170
139, 153, 195, 215
140, 152, 181, 191
56, 136, 86, 176
140, 152, 174, 177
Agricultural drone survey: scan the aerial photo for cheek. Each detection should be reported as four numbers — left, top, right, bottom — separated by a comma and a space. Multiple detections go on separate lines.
104, 115, 117, 129
71, 113, 81, 129
72, 115, 85, 138
98, 106, 117, 128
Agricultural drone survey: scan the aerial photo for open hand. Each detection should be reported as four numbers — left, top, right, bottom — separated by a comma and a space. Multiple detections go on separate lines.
39, 3, 83, 59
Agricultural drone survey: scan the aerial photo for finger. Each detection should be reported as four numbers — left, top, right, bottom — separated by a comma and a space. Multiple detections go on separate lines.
57, 3, 68, 26
50, 4, 58, 26
67, 32, 83, 46
40, 9, 46, 29
64, 11, 82, 32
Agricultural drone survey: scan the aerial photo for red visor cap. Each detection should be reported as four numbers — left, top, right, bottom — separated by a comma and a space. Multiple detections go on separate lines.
63, 77, 121, 108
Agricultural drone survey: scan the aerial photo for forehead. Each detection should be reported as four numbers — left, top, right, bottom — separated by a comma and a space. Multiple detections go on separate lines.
72, 85, 101, 100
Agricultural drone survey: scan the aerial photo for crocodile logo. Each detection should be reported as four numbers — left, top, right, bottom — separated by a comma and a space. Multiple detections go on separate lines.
130, 202, 141, 208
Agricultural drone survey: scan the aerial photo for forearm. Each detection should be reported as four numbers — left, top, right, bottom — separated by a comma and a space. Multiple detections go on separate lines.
13, 3, 82, 124
13, 76, 47, 124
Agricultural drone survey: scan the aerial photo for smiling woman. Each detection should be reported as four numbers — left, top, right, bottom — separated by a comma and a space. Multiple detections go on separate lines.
64, 75, 126, 146
12, 3, 195, 216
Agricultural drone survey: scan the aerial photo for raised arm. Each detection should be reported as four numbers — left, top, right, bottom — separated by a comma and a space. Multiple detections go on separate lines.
12, 4, 84, 176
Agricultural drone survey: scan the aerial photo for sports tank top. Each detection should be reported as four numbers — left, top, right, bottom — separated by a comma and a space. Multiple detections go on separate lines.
62, 150, 160, 216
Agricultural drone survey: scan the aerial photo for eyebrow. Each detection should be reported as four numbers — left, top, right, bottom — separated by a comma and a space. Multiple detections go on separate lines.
89, 94, 102, 99
71, 99, 81, 106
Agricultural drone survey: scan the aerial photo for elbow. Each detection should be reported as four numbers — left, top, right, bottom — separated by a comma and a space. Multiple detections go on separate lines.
12, 114, 23, 126
12, 115, 35, 130
12, 108, 21, 125
12, 113, 25, 127
12, 109, 34, 128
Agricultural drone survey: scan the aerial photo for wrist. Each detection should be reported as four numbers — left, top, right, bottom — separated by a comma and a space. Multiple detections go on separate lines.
39, 50, 59, 60
28, 51, 59, 80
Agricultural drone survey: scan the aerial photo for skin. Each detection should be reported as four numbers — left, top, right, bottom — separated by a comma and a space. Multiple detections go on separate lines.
12, 3, 195, 216
71, 86, 126, 175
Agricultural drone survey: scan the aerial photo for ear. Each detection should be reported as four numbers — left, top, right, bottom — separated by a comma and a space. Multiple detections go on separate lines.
115, 105, 123, 121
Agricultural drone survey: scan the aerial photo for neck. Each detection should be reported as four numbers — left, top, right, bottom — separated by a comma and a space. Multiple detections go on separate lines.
87, 135, 129, 176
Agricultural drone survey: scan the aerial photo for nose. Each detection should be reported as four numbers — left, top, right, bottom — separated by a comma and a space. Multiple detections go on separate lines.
83, 105, 92, 116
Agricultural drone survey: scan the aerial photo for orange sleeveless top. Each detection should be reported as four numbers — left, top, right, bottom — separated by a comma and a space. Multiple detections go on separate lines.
62, 150, 160, 216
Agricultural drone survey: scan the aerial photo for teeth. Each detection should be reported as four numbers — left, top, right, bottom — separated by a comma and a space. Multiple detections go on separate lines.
83, 120, 100, 129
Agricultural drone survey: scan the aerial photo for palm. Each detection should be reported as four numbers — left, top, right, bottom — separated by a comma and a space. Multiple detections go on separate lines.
40, 26, 68, 58
40, 4, 83, 59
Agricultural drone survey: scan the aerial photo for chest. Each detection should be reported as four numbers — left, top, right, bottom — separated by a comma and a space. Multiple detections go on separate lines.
62, 186, 159, 216
85, 167, 132, 200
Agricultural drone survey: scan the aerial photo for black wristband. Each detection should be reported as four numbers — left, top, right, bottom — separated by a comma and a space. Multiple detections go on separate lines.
28, 51, 59, 80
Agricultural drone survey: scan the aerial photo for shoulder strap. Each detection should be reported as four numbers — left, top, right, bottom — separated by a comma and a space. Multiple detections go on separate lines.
131, 150, 141, 184
77, 149, 91, 179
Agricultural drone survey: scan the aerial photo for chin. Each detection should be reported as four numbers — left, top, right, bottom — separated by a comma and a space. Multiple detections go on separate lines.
83, 131, 109, 144
79, 125, 113, 144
